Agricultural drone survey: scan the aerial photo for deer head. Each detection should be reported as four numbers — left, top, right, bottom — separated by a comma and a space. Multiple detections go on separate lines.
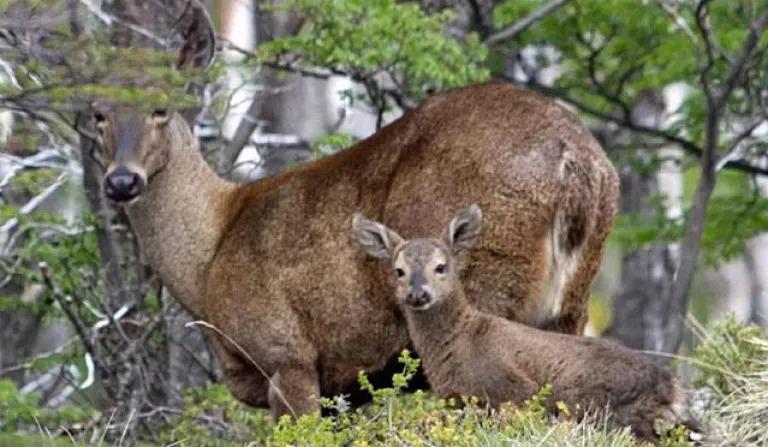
352, 204, 483, 310
94, 0, 215, 203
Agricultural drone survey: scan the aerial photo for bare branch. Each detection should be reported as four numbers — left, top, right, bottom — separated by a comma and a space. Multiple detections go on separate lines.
658, 0, 697, 43
716, 117, 766, 172
0, 173, 68, 237
77, 0, 168, 46
694, 0, 716, 98
528, 83, 701, 153
525, 83, 768, 176
484, 0, 571, 45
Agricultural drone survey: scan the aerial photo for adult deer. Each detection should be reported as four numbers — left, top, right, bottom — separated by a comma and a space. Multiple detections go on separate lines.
91, 2, 618, 418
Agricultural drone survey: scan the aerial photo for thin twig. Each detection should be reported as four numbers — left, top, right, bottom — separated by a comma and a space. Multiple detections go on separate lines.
715, 9, 768, 111
39, 262, 97, 358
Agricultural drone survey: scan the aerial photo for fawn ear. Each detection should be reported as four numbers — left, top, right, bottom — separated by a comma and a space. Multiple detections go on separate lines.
352, 214, 404, 259
445, 204, 483, 255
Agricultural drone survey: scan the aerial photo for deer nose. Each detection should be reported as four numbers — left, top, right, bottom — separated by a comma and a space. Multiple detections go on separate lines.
104, 168, 144, 202
405, 289, 431, 308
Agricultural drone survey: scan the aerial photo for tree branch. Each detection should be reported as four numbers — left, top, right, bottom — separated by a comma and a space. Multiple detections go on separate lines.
39, 263, 97, 358
715, 9, 768, 111
484, 0, 571, 45
527, 83, 701, 152
525, 82, 768, 176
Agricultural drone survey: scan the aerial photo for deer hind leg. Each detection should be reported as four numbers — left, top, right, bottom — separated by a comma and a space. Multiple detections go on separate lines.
541, 212, 614, 335
544, 159, 618, 335
268, 364, 321, 419
210, 337, 270, 407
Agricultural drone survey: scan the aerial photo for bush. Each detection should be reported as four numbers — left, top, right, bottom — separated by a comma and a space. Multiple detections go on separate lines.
0, 379, 93, 435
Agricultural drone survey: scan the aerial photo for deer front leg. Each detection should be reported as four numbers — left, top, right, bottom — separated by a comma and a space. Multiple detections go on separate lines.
268, 364, 321, 418
210, 337, 270, 407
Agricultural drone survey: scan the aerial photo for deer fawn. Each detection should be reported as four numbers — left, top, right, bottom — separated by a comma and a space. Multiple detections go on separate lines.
92, 1, 618, 419
352, 204, 699, 443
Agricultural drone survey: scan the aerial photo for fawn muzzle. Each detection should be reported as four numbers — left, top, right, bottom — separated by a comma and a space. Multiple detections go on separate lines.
405, 289, 432, 309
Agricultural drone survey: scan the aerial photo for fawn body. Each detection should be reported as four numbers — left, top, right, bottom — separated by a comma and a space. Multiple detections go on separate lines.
353, 205, 696, 442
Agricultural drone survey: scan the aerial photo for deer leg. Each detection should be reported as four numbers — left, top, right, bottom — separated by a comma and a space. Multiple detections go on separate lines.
210, 337, 269, 407
268, 364, 321, 418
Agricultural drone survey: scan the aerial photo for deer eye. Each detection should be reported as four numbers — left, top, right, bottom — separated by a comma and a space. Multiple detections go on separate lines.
152, 108, 167, 118
395, 268, 405, 278
435, 264, 446, 274
93, 112, 106, 123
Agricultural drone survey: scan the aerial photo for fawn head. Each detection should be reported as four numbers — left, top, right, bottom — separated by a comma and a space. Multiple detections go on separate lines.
352, 204, 483, 311
93, 1, 215, 203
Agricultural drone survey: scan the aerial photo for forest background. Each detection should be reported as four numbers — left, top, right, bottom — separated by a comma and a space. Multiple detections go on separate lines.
1, 0, 768, 445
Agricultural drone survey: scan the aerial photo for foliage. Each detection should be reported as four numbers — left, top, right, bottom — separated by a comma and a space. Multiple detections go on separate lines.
3, 168, 58, 199
258, 0, 489, 114
0, 0, 216, 129
610, 186, 768, 267
159, 384, 273, 446
1, 41, 200, 114
0, 379, 93, 434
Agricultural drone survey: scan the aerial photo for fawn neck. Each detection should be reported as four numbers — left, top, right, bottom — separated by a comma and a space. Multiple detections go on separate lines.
405, 286, 478, 360
124, 137, 234, 317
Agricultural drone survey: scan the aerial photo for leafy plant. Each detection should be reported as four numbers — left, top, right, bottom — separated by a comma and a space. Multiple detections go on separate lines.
0, 379, 93, 434
257, 0, 489, 118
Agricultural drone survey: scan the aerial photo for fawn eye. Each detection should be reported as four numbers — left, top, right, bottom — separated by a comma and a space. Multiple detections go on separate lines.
395, 268, 405, 278
152, 108, 167, 117
435, 264, 447, 274
93, 112, 106, 123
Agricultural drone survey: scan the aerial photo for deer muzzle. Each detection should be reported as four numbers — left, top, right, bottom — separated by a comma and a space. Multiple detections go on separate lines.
104, 167, 145, 202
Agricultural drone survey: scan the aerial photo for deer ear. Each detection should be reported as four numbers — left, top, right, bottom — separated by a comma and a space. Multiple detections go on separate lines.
175, 0, 216, 70
352, 214, 404, 259
445, 204, 483, 254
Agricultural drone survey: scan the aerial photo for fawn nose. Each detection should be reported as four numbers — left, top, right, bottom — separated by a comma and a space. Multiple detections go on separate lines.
104, 168, 144, 202
405, 289, 431, 308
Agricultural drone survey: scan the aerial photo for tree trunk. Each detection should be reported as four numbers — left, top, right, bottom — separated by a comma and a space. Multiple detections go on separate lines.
605, 163, 676, 353
605, 89, 680, 354
219, 0, 337, 177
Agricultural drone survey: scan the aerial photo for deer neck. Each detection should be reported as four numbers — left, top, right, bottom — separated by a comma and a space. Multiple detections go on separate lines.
405, 288, 478, 362
124, 142, 234, 318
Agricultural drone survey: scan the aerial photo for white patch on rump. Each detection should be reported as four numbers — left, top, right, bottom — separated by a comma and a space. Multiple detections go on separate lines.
527, 149, 582, 325
529, 216, 582, 325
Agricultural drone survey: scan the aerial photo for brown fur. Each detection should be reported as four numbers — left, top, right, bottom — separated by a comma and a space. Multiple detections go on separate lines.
95, 82, 618, 417
353, 205, 694, 443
